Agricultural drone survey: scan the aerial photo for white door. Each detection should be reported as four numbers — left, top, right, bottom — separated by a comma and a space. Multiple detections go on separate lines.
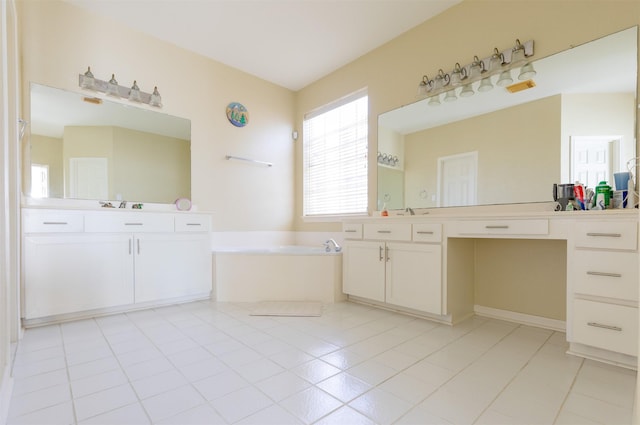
134, 233, 212, 303
342, 240, 386, 302
437, 151, 478, 207
23, 234, 134, 319
571, 136, 618, 189
386, 242, 442, 315
69, 157, 108, 199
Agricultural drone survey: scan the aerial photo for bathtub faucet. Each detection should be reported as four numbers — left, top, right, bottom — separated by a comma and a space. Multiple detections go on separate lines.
324, 239, 342, 252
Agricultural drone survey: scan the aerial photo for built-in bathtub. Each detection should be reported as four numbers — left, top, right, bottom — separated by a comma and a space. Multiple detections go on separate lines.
212, 246, 345, 303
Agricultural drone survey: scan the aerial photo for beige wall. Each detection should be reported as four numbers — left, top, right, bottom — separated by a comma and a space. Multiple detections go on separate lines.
404, 95, 560, 208
30, 134, 63, 198
19, 0, 295, 231
561, 93, 636, 182
295, 0, 640, 232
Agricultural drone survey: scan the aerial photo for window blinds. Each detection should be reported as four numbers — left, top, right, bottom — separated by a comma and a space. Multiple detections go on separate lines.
303, 93, 368, 216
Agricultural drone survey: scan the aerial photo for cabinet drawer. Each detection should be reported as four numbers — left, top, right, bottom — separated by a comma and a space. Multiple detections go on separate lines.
412, 223, 442, 243
175, 215, 211, 232
23, 210, 84, 233
572, 250, 638, 301
455, 219, 548, 236
343, 223, 363, 240
572, 299, 638, 356
85, 213, 174, 233
363, 223, 411, 241
574, 221, 638, 250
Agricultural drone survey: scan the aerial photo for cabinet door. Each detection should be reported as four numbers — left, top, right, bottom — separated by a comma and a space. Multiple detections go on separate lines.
386, 242, 442, 315
343, 240, 385, 302
23, 234, 134, 319
134, 233, 212, 303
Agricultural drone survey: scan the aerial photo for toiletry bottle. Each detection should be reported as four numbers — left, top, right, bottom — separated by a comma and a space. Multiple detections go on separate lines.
381, 203, 388, 217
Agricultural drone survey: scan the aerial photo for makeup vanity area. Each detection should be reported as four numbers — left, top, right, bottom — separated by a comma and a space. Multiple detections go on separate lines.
342, 208, 639, 368
346, 26, 640, 368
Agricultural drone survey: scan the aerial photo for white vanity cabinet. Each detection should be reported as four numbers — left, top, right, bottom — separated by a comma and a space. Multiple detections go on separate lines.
22, 208, 212, 323
342, 221, 443, 316
568, 219, 639, 363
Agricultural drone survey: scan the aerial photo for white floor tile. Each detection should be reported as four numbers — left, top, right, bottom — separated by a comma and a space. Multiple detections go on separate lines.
316, 372, 372, 403
70, 369, 129, 399
314, 406, 376, 425
141, 384, 205, 422
78, 402, 150, 425
11, 369, 68, 397
8, 383, 72, 419
279, 387, 342, 424
6, 401, 74, 425
73, 383, 139, 422
131, 369, 189, 400
8, 301, 635, 425
349, 387, 412, 424
155, 403, 227, 425
291, 358, 341, 384
255, 371, 311, 402
210, 386, 273, 423
191, 370, 250, 401
235, 404, 303, 425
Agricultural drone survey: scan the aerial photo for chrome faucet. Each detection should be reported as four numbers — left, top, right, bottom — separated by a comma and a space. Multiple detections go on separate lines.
405, 207, 415, 215
324, 239, 342, 252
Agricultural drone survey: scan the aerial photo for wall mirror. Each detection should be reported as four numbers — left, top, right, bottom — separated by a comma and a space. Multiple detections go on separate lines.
28, 83, 191, 204
378, 26, 638, 210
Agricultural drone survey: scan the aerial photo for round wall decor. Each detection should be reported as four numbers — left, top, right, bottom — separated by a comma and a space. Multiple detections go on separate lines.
226, 102, 249, 127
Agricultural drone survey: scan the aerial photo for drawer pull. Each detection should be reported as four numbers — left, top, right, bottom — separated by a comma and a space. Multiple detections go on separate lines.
586, 271, 622, 278
125, 223, 144, 226
587, 322, 622, 332
586, 232, 622, 238
186, 223, 201, 226
344, 229, 357, 233
416, 231, 434, 235
377, 230, 392, 234
43, 221, 68, 225
486, 225, 509, 229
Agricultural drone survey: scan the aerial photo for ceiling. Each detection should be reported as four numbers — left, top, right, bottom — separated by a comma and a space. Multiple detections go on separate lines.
65, 0, 462, 91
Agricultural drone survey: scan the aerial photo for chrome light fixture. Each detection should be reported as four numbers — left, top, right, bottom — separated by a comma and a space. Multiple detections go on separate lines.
128, 80, 142, 102
416, 38, 535, 101
78, 66, 163, 108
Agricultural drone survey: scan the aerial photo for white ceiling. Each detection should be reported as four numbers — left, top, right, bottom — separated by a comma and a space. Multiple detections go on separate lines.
65, 0, 462, 91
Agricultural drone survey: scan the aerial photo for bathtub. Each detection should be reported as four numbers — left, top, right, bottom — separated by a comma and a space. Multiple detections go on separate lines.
213, 246, 345, 303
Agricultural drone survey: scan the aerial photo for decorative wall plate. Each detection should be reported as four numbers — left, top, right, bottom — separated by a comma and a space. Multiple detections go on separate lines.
175, 197, 192, 211
226, 102, 249, 127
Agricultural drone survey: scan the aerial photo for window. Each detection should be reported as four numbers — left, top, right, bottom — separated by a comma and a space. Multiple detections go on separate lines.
303, 91, 368, 217
30, 164, 49, 198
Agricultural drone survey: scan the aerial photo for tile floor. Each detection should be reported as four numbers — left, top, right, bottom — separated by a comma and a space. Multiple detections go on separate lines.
6, 300, 637, 424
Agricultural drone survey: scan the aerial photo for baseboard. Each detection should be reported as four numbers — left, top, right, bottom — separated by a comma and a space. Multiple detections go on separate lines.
0, 365, 14, 425
474, 305, 566, 332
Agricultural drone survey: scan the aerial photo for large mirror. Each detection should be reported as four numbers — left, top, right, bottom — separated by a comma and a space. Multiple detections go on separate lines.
378, 27, 638, 210
28, 83, 191, 204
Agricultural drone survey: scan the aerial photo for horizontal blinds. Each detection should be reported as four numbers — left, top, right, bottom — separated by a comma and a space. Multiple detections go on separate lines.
303, 94, 368, 216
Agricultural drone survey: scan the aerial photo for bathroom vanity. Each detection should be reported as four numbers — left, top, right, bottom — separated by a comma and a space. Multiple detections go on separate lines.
342, 209, 639, 368
21, 207, 212, 326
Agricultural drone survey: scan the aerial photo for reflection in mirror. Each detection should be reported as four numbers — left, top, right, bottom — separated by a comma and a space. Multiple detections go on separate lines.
378, 26, 637, 210
28, 83, 191, 204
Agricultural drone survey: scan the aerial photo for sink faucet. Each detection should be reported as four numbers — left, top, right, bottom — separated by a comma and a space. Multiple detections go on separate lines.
324, 239, 342, 252
405, 207, 415, 215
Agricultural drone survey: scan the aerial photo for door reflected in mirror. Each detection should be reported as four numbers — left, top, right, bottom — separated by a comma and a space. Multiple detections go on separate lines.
28, 83, 191, 204
378, 26, 637, 210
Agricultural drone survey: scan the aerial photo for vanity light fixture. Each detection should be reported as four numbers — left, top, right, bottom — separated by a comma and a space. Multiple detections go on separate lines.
128, 80, 142, 102
417, 38, 535, 102
78, 67, 163, 108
